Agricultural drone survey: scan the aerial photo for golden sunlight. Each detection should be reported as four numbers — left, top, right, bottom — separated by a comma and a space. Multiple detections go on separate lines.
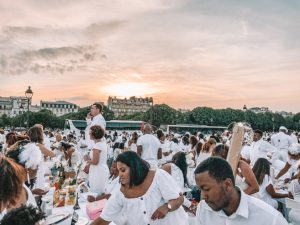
102, 82, 159, 97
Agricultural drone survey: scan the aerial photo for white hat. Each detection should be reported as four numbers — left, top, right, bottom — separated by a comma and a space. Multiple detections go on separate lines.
279, 126, 287, 131
288, 144, 300, 155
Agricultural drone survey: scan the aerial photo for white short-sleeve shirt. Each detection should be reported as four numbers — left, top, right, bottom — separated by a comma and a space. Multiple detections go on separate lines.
137, 134, 161, 168
101, 169, 188, 225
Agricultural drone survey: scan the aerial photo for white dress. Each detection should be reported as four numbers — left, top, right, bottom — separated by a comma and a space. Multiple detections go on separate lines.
101, 169, 189, 225
88, 141, 109, 195
259, 175, 278, 209
170, 164, 191, 208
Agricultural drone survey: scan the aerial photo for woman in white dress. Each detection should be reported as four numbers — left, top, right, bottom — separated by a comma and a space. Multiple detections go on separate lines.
252, 158, 289, 209
27, 125, 55, 194
84, 125, 109, 195
162, 152, 193, 211
128, 132, 138, 152
91, 151, 189, 225
212, 144, 259, 195
194, 138, 216, 167
88, 160, 120, 202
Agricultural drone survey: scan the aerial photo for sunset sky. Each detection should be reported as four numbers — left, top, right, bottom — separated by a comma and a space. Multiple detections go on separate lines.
1, 0, 300, 112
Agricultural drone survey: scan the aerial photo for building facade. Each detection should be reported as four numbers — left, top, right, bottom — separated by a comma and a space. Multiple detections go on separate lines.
249, 107, 270, 114
107, 96, 153, 117
0, 96, 32, 117
40, 101, 79, 116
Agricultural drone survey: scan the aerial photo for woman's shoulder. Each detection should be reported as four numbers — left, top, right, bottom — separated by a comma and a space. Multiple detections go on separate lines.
161, 163, 172, 174
93, 141, 106, 148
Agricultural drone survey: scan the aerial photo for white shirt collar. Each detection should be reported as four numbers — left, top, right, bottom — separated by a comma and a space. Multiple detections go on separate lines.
203, 188, 249, 219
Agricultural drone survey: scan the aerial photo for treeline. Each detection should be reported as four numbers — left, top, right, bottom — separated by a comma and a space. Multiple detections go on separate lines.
0, 104, 300, 131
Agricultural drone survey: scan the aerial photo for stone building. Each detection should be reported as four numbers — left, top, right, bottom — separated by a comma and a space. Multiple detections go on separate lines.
107, 96, 153, 117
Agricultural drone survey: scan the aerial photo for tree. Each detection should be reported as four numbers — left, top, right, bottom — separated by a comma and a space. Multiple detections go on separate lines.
142, 104, 178, 128
0, 114, 11, 127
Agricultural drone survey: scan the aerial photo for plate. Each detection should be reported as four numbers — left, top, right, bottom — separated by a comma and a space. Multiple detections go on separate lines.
76, 217, 89, 225
45, 212, 70, 224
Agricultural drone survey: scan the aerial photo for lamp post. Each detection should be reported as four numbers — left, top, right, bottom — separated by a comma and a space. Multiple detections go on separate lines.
25, 86, 33, 129
149, 97, 153, 125
272, 117, 275, 132
243, 105, 247, 122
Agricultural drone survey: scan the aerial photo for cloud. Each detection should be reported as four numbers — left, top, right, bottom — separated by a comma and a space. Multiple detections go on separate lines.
1, 0, 300, 112
0, 45, 98, 75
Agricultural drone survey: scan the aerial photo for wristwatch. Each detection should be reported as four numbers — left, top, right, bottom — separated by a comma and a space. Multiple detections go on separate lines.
167, 203, 172, 211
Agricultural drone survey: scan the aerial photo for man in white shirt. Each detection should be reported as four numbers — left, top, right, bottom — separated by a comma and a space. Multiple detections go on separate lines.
288, 130, 298, 144
85, 103, 106, 149
137, 124, 162, 169
271, 126, 292, 162
194, 157, 288, 225
243, 130, 277, 166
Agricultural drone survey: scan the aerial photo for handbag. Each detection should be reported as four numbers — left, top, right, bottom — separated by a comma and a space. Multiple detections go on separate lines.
86, 199, 107, 220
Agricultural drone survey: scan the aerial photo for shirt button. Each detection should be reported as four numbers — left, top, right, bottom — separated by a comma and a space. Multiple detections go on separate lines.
140, 197, 143, 200
143, 211, 146, 214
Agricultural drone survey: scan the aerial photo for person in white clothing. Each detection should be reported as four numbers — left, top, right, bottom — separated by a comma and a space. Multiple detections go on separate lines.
5, 139, 41, 207
194, 157, 288, 225
271, 126, 292, 162
137, 124, 162, 169
127, 131, 138, 152
85, 103, 106, 150
162, 152, 193, 211
275, 144, 300, 180
179, 136, 192, 153
243, 129, 277, 166
212, 144, 259, 195
288, 167, 300, 225
91, 151, 188, 225
157, 129, 172, 165
288, 130, 299, 144
88, 160, 120, 202
252, 158, 289, 209
84, 125, 109, 195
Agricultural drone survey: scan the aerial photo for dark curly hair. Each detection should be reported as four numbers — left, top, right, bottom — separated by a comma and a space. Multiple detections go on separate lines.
90, 125, 105, 140
0, 205, 45, 225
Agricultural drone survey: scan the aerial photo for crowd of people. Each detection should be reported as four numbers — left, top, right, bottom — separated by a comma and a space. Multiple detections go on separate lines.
0, 102, 299, 225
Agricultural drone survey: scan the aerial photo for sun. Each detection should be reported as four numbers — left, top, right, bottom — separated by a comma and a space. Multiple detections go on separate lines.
102, 82, 158, 97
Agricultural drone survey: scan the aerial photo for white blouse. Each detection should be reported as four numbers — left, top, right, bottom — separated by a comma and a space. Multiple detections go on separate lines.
259, 175, 278, 209
101, 169, 188, 225
104, 176, 120, 195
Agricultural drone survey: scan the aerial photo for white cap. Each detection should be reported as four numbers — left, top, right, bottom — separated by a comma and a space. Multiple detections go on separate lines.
288, 144, 300, 155
279, 126, 287, 131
